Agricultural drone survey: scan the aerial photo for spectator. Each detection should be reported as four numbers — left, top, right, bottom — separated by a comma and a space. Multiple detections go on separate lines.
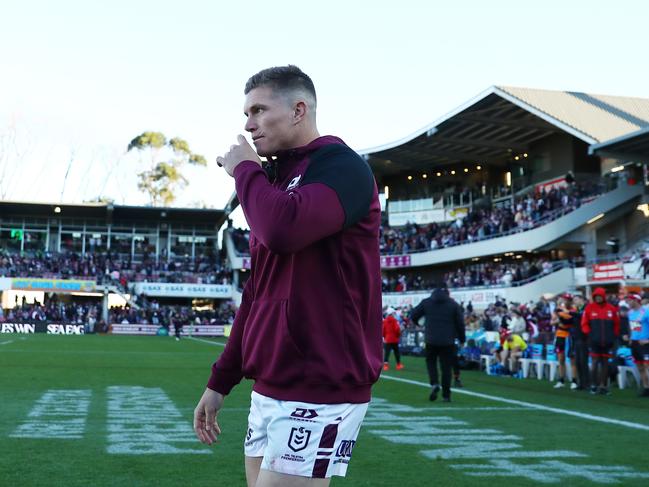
382, 307, 403, 371
500, 332, 527, 376
410, 284, 465, 403
581, 287, 620, 395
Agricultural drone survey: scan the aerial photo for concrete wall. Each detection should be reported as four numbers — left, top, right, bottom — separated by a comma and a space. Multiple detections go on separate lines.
403, 184, 643, 267
382, 267, 575, 310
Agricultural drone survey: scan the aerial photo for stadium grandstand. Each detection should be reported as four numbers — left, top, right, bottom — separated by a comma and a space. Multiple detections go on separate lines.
225, 85, 649, 312
0, 201, 236, 336
3, 84, 649, 352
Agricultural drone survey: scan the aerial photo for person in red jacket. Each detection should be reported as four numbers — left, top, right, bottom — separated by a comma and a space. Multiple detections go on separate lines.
193, 66, 382, 486
581, 287, 620, 395
382, 307, 403, 371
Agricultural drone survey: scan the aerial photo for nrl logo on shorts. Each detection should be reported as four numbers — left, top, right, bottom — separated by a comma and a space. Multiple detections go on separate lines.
287, 426, 311, 452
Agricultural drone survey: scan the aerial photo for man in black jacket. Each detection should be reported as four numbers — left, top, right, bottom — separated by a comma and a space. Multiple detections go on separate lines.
411, 285, 466, 402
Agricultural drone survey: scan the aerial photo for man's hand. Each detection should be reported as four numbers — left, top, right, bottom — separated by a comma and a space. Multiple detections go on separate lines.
193, 388, 224, 445
216, 135, 262, 177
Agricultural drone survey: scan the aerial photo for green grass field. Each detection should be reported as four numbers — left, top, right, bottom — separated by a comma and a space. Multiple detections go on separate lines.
1, 334, 648, 486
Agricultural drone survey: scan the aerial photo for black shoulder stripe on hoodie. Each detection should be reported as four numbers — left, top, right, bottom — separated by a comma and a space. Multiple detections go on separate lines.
301, 144, 374, 229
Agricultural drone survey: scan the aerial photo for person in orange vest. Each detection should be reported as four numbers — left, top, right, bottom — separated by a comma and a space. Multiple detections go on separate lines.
382, 307, 404, 371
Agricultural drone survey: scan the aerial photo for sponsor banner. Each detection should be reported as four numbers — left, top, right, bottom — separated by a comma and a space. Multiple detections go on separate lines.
109, 323, 225, 337
0, 277, 12, 291
388, 208, 468, 227
132, 282, 233, 298
0, 322, 85, 335
536, 176, 567, 194
10, 278, 96, 293
590, 262, 625, 282
381, 255, 412, 268
382, 289, 499, 309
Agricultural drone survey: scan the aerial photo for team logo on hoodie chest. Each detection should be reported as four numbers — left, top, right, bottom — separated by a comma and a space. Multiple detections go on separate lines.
286, 174, 302, 191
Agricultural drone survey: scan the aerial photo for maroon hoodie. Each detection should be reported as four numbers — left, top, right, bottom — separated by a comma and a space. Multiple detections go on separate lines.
207, 136, 382, 404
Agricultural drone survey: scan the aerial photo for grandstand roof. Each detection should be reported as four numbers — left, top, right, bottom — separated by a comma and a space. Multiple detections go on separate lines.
361, 86, 649, 175
588, 125, 649, 161
0, 200, 228, 226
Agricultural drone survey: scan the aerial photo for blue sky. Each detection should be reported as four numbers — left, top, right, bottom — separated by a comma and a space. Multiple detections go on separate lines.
1, 0, 648, 220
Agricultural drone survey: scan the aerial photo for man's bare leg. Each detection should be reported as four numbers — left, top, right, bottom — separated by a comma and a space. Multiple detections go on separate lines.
246, 456, 263, 487
255, 469, 331, 487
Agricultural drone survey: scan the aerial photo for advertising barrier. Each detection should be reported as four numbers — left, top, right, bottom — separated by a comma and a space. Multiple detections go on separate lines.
589, 262, 625, 282
10, 278, 96, 293
380, 255, 412, 268
132, 282, 233, 299
0, 322, 85, 335
109, 323, 225, 337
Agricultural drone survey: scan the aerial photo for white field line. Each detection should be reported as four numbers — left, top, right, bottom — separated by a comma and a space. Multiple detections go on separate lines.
381, 374, 649, 432
187, 337, 226, 347
0, 340, 14, 345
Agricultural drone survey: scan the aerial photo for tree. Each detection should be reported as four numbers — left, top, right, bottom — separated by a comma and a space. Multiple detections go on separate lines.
0, 117, 33, 199
126, 132, 207, 206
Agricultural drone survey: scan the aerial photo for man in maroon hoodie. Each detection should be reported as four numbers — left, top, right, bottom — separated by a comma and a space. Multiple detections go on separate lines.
193, 66, 382, 486
581, 287, 620, 395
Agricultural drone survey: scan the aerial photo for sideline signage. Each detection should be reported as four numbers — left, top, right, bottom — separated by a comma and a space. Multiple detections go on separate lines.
110, 323, 225, 337
0, 322, 85, 335
10, 278, 96, 293
382, 289, 500, 309
590, 262, 625, 282
381, 255, 412, 268
132, 282, 233, 298
387, 208, 468, 227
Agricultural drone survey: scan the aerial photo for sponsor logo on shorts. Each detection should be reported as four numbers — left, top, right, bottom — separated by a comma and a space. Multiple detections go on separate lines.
288, 426, 311, 452
245, 427, 253, 442
335, 440, 356, 458
333, 439, 355, 465
290, 408, 318, 423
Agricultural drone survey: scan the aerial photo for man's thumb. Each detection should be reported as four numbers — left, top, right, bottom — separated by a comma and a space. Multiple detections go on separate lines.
237, 134, 248, 145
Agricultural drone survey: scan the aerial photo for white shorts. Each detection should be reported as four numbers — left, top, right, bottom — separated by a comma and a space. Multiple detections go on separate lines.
244, 391, 369, 479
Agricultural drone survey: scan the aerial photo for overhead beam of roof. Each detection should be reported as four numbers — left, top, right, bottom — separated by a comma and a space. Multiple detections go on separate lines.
429, 134, 527, 152
453, 114, 560, 132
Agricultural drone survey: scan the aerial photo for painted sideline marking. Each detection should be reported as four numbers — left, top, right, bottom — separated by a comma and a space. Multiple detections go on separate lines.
187, 337, 226, 347
367, 397, 649, 483
107, 386, 210, 455
381, 374, 649, 432
11, 389, 91, 439
0, 340, 14, 345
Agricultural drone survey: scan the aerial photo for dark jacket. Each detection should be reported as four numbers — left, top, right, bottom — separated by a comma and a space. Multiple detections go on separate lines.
410, 289, 466, 346
207, 136, 382, 404
581, 287, 620, 346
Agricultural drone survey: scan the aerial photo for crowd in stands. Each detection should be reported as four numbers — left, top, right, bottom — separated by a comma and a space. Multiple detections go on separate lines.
0, 296, 102, 330
109, 299, 236, 329
0, 250, 232, 287
384, 287, 649, 395
380, 180, 604, 254
0, 294, 237, 332
382, 257, 559, 292
229, 180, 605, 257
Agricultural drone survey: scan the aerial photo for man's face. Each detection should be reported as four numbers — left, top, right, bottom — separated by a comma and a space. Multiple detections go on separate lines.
594, 295, 604, 304
244, 86, 297, 157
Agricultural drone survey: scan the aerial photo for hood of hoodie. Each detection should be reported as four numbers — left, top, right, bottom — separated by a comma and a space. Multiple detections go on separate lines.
432, 288, 450, 302
592, 287, 607, 305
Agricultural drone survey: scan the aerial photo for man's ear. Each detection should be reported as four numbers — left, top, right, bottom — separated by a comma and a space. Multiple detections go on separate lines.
293, 100, 307, 124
